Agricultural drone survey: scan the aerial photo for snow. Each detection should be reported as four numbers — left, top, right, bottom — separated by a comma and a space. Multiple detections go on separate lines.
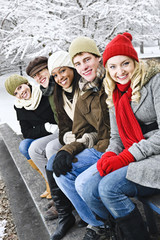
1, 0, 160, 63
0, 220, 7, 239
136, 46, 160, 59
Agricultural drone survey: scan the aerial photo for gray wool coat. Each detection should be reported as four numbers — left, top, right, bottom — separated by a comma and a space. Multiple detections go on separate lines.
106, 73, 160, 189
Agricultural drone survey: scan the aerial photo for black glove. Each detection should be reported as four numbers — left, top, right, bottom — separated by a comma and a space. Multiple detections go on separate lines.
53, 150, 74, 177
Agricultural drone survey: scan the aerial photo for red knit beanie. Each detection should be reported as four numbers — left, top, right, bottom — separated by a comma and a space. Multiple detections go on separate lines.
103, 32, 139, 67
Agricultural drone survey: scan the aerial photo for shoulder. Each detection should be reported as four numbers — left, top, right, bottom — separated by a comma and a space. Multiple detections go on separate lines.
144, 73, 160, 88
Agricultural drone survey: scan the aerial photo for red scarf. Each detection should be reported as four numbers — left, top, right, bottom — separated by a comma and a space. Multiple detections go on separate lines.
113, 81, 144, 149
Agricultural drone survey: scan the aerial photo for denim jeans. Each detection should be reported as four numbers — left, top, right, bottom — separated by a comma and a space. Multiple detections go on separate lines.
47, 148, 104, 226
82, 165, 160, 220
19, 139, 34, 160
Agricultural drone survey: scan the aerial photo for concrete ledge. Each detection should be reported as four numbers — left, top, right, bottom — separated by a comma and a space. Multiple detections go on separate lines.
0, 138, 50, 240
0, 123, 85, 240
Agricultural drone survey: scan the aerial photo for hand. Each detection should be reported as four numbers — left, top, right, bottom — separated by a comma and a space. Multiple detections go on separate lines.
53, 150, 74, 177
45, 122, 58, 134
97, 151, 117, 176
77, 132, 98, 148
98, 149, 134, 176
63, 131, 76, 144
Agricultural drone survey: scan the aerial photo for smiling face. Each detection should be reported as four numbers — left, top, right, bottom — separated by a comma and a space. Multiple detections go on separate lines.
73, 52, 101, 82
14, 84, 31, 100
107, 55, 135, 85
33, 68, 50, 88
51, 67, 74, 89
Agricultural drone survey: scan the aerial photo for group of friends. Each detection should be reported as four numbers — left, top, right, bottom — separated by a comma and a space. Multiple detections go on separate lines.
4, 32, 160, 240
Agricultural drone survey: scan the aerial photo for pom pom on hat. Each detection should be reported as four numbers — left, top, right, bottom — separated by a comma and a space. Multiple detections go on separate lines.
103, 32, 139, 67
5, 74, 28, 96
26, 56, 48, 77
69, 36, 101, 63
48, 50, 74, 75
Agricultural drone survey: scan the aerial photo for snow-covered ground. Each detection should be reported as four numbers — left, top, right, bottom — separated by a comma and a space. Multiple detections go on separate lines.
0, 220, 7, 240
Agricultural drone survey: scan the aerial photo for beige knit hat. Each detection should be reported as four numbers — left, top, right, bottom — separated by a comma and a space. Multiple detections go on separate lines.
5, 74, 28, 96
48, 51, 74, 75
69, 36, 101, 63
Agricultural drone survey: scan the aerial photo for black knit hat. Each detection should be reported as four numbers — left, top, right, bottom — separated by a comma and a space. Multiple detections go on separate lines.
26, 56, 48, 77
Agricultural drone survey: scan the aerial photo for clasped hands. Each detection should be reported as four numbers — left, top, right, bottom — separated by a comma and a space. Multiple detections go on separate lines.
97, 149, 135, 177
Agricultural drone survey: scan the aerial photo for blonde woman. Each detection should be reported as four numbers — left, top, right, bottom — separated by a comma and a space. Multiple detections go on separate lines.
77, 32, 160, 240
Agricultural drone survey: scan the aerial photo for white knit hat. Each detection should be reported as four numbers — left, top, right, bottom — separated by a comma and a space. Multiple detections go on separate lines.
48, 50, 74, 74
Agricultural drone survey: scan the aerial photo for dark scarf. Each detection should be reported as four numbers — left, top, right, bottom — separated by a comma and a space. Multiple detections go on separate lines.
40, 76, 55, 96
79, 63, 106, 92
113, 81, 144, 149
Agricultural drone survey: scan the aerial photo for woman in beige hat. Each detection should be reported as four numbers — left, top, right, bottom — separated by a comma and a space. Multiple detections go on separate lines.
46, 50, 94, 239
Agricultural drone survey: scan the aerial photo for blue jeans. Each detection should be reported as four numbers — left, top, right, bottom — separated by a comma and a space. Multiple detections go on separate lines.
19, 139, 34, 160
47, 148, 104, 226
81, 165, 160, 220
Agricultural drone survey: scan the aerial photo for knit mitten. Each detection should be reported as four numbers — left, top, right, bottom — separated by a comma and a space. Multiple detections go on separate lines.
97, 151, 117, 176
101, 149, 135, 176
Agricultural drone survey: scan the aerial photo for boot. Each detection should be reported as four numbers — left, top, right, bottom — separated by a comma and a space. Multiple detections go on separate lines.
28, 159, 51, 199
116, 206, 150, 240
46, 169, 75, 240
44, 200, 55, 211
45, 205, 58, 221
40, 181, 52, 199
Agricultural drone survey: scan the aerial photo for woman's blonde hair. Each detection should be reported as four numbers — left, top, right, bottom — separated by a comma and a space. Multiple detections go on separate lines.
104, 60, 146, 108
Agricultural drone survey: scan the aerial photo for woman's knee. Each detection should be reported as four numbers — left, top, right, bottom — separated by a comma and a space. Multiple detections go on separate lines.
98, 167, 129, 200
45, 139, 61, 159
28, 140, 40, 157
19, 139, 33, 159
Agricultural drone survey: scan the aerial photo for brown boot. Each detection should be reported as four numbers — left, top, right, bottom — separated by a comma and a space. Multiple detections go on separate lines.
28, 159, 52, 199
44, 206, 58, 221
40, 181, 52, 199
44, 200, 55, 211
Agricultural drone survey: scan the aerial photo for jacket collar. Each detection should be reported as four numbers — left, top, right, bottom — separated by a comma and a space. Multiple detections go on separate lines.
80, 85, 105, 100
131, 85, 147, 113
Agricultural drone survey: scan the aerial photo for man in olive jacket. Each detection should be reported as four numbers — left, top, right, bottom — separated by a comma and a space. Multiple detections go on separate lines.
50, 37, 110, 240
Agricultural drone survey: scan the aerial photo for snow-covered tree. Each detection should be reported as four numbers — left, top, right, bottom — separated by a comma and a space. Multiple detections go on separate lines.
0, 0, 159, 64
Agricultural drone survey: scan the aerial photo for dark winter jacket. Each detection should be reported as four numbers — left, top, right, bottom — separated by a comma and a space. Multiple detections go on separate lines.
14, 96, 56, 139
